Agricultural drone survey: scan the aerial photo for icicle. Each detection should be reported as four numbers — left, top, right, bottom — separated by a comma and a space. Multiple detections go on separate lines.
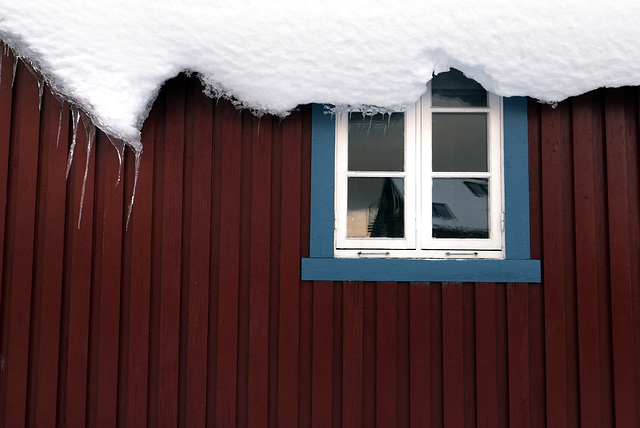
66, 108, 81, 179
256, 116, 261, 137
0, 50, 3, 87
55, 103, 63, 147
77, 114, 95, 229
551, 102, 558, 109
106, 134, 125, 186
37, 77, 45, 110
11, 57, 18, 88
126, 148, 142, 230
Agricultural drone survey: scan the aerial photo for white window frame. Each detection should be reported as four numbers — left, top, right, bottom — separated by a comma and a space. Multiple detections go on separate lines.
334, 81, 504, 259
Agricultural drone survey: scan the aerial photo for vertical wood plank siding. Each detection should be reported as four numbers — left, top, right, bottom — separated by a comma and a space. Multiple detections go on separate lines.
2, 48, 640, 426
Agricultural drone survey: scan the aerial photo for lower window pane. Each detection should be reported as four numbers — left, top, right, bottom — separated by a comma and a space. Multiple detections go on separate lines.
432, 178, 488, 239
347, 177, 404, 238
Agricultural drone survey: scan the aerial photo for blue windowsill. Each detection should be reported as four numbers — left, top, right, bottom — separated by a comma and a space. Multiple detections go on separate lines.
304, 98, 541, 284
301, 258, 541, 282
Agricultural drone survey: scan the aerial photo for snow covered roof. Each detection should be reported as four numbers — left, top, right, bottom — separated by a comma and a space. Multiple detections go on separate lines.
1, 1, 640, 147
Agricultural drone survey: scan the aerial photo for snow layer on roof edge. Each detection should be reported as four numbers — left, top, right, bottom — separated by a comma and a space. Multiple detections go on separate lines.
2, 1, 640, 147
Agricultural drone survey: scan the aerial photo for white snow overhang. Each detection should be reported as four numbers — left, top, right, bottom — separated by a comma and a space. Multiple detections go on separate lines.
1, 0, 640, 147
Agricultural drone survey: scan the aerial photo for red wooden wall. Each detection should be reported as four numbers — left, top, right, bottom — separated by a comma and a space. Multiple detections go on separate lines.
1, 45, 640, 427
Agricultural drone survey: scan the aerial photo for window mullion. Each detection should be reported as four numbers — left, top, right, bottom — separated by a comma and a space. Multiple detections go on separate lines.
421, 88, 433, 251
431, 172, 492, 178
404, 101, 417, 249
347, 171, 406, 178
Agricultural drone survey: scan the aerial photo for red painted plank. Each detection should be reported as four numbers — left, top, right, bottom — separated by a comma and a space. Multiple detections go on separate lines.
376, 281, 397, 427
0, 44, 15, 292
495, 284, 509, 428
277, 111, 302, 427
236, 111, 253, 428
409, 283, 430, 428
331, 283, 343, 428
87, 129, 125, 428
119, 110, 154, 428
206, 97, 225, 426
299, 298, 313, 424
507, 283, 530, 428
622, 89, 640, 426
527, 101, 548, 428
248, 115, 272, 428
215, 101, 243, 427
311, 281, 334, 428
551, 99, 581, 428
540, 102, 571, 428
362, 282, 377, 428
604, 89, 638, 428
299, 279, 313, 428
27, 90, 68, 427
462, 284, 476, 428
571, 92, 607, 428
266, 120, 282, 428
629, 89, 640, 426
475, 284, 499, 428
397, 283, 410, 427
528, 283, 547, 428
58, 109, 96, 428
147, 87, 167, 428
441, 283, 464, 428
181, 82, 213, 428
429, 284, 443, 428
156, 79, 185, 428
342, 281, 363, 428
0, 60, 40, 428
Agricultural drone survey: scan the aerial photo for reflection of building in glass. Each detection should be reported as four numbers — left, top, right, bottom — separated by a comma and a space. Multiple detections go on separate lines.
464, 180, 488, 197
433, 178, 489, 239
432, 203, 456, 220
368, 178, 404, 237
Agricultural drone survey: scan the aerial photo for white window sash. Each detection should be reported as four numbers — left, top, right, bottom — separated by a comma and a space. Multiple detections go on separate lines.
421, 90, 503, 251
335, 110, 416, 250
335, 82, 505, 259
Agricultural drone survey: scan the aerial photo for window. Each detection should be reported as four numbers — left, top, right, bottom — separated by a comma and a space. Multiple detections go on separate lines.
335, 70, 503, 259
301, 69, 541, 282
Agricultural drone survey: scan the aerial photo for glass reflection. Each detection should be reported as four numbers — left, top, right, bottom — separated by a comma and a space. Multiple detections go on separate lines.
432, 113, 487, 172
432, 178, 488, 239
431, 69, 487, 107
348, 112, 404, 172
347, 177, 404, 238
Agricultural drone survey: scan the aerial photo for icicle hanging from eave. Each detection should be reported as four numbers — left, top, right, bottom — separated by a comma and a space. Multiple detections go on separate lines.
2, 42, 145, 230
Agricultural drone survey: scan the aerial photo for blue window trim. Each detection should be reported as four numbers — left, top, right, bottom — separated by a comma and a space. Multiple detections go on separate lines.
302, 99, 541, 283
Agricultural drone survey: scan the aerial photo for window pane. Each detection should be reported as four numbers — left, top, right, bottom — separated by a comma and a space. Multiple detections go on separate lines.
432, 113, 487, 172
431, 69, 487, 107
432, 178, 488, 239
348, 112, 404, 171
347, 177, 404, 238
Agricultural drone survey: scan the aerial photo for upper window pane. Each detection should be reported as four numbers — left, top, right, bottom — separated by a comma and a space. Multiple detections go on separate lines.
432, 69, 487, 108
348, 112, 404, 171
432, 113, 488, 172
